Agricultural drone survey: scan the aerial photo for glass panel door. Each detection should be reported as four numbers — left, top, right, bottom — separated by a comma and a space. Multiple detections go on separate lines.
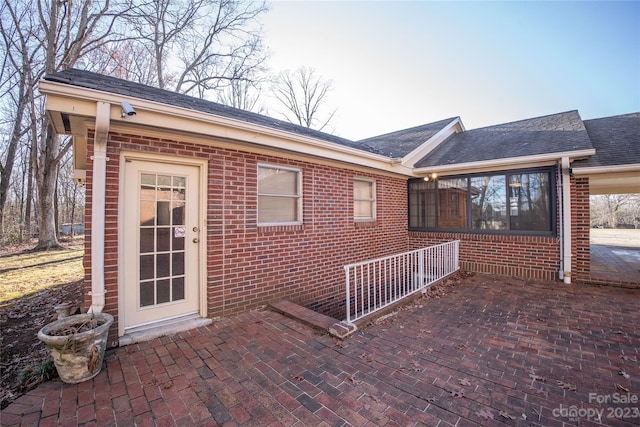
138, 173, 187, 308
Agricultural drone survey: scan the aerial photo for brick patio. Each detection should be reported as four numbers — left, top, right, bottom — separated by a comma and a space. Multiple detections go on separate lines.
2, 274, 639, 426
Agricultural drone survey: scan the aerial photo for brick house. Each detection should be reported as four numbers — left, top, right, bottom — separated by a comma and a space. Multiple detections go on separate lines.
39, 70, 639, 346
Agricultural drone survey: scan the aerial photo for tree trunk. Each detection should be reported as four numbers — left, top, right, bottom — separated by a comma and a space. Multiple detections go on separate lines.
23, 143, 35, 241
35, 124, 61, 250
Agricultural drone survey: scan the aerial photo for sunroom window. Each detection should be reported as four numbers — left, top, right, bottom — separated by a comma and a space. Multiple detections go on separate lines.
408, 168, 554, 234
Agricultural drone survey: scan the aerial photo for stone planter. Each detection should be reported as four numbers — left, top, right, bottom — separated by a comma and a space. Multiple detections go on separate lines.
37, 313, 114, 384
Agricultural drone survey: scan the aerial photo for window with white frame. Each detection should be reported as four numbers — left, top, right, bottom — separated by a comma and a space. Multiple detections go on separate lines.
257, 164, 302, 224
353, 178, 376, 221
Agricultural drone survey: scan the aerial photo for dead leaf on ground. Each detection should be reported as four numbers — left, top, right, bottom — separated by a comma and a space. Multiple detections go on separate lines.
556, 380, 576, 391
616, 383, 629, 392
359, 353, 373, 362
499, 410, 516, 420
426, 397, 437, 403
618, 370, 630, 379
475, 409, 494, 420
291, 374, 304, 382
346, 374, 360, 385
529, 373, 546, 382
459, 378, 471, 386
450, 389, 465, 398
621, 355, 638, 362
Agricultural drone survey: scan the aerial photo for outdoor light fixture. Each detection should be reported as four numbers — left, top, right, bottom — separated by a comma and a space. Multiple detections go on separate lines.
423, 172, 438, 182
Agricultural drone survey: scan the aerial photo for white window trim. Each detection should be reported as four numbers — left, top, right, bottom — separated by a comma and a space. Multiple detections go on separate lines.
353, 177, 377, 221
257, 163, 303, 226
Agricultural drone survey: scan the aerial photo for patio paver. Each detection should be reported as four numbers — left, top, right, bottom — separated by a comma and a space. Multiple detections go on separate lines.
2, 274, 639, 426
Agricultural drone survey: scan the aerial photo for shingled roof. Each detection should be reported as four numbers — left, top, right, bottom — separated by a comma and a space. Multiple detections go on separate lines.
43, 69, 386, 155
414, 110, 594, 168
353, 118, 459, 158
572, 112, 640, 168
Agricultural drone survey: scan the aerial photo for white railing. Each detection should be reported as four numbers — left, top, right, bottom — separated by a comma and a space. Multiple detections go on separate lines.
343, 240, 460, 324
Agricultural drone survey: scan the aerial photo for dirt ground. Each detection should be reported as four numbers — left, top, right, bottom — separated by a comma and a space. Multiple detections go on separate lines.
0, 249, 84, 410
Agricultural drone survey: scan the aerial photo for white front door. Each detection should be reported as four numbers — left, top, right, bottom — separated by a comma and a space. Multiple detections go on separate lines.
122, 158, 201, 330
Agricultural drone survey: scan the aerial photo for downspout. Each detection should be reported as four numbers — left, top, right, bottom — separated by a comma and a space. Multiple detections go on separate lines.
558, 160, 564, 281
88, 102, 110, 313
560, 156, 572, 284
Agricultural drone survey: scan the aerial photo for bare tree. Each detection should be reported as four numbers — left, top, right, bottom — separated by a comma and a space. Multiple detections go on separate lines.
1, 0, 269, 248
125, 0, 268, 98
272, 67, 337, 131
217, 67, 265, 112
0, 0, 41, 243
590, 194, 639, 228
0, 0, 130, 249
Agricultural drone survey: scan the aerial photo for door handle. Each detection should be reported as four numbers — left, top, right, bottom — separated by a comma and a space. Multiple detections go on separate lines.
192, 238, 199, 243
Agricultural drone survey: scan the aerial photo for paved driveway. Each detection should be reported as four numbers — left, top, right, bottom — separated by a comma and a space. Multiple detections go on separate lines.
2, 275, 639, 426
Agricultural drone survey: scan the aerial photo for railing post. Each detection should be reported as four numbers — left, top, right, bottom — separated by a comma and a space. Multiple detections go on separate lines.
345, 266, 351, 324
418, 248, 425, 290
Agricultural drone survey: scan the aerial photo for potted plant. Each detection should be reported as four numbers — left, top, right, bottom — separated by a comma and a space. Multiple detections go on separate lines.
37, 312, 114, 383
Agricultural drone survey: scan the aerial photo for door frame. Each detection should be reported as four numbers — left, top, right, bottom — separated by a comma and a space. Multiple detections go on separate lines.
117, 151, 208, 337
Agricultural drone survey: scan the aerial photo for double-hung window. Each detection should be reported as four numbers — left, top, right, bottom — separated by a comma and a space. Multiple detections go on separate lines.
353, 178, 376, 221
257, 164, 302, 224
408, 167, 554, 234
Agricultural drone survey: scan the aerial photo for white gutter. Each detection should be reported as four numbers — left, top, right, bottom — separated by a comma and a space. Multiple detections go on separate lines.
560, 156, 572, 284
87, 101, 110, 313
413, 149, 595, 176
571, 164, 640, 175
38, 80, 411, 175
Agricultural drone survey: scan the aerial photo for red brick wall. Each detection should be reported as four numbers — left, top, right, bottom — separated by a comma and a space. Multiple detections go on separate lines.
83, 130, 595, 341
572, 177, 591, 282
408, 232, 560, 281
84, 131, 409, 337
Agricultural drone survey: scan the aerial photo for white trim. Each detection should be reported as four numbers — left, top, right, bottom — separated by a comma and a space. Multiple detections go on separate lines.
401, 118, 464, 167
413, 149, 596, 176
39, 80, 414, 176
117, 151, 208, 338
353, 177, 377, 221
257, 163, 303, 226
571, 164, 640, 175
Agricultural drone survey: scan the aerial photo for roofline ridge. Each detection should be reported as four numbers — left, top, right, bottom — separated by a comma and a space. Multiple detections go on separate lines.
357, 117, 461, 142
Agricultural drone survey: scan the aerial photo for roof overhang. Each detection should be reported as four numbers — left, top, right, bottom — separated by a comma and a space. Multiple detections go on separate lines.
39, 80, 415, 177
401, 118, 465, 167
413, 149, 596, 177
572, 164, 640, 194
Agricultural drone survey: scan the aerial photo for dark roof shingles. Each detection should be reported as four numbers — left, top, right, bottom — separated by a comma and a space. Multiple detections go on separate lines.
572, 113, 640, 168
353, 118, 458, 158
415, 111, 594, 168
44, 69, 384, 154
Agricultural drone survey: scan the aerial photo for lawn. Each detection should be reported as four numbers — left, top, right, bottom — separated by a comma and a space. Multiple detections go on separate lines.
0, 240, 84, 409
0, 243, 83, 304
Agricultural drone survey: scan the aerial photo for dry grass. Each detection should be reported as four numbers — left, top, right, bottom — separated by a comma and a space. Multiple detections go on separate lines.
0, 243, 84, 304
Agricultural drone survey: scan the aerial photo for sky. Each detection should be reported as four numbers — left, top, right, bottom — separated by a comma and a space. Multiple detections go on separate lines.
260, 1, 640, 140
